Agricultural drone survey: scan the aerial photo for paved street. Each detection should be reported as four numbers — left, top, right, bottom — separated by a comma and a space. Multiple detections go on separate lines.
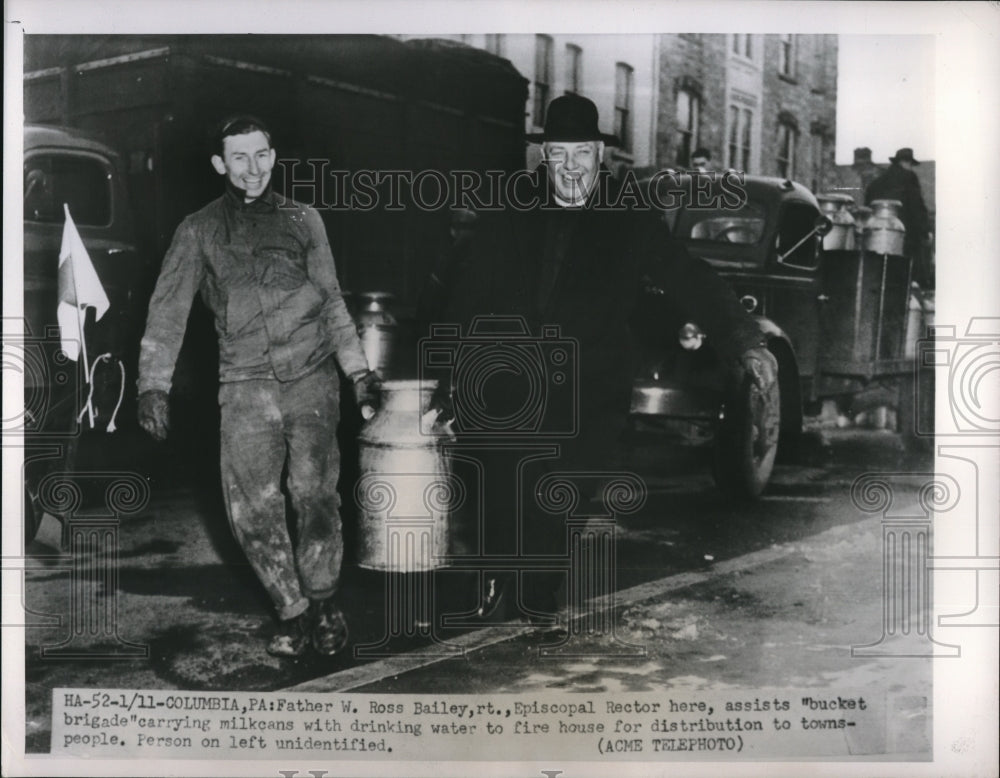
22, 423, 934, 753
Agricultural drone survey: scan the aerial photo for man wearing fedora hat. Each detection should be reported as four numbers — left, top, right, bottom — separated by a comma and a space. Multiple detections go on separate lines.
434, 94, 772, 625
865, 147, 932, 283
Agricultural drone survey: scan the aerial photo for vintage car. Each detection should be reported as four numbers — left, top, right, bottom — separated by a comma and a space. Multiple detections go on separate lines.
21, 124, 144, 542
630, 172, 919, 499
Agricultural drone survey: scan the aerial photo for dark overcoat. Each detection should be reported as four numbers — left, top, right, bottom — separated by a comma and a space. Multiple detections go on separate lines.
442, 170, 763, 471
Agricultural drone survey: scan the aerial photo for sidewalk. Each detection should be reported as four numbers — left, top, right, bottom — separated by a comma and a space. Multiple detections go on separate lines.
22, 430, 932, 754
288, 515, 932, 707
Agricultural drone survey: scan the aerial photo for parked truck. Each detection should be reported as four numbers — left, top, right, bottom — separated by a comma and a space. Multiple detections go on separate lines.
630, 172, 933, 498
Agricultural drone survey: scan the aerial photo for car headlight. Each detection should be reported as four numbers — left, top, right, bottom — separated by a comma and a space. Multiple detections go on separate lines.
678, 322, 705, 351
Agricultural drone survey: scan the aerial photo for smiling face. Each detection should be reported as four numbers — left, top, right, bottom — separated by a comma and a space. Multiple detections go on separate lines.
543, 140, 603, 206
211, 130, 276, 200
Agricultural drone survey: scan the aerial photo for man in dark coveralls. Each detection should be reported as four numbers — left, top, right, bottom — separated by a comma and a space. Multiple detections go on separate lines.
136, 116, 381, 657
436, 95, 774, 622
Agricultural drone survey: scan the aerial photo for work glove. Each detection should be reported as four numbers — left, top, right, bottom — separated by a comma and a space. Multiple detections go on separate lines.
738, 346, 779, 395
428, 379, 455, 425
420, 379, 457, 439
137, 390, 170, 442
351, 369, 383, 420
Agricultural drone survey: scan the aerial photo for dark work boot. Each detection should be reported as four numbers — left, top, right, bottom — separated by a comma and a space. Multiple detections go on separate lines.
310, 597, 349, 656
266, 611, 311, 657
476, 572, 512, 623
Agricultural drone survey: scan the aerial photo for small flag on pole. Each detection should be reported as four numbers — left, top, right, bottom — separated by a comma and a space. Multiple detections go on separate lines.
57, 203, 109, 362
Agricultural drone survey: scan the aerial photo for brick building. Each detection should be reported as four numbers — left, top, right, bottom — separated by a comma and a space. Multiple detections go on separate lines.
397, 34, 658, 172
654, 34, 838, 191
398, 34, 839, 192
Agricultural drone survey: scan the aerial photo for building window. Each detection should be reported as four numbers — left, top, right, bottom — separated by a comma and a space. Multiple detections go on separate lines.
740, 108, 752, 170
484, 34, 504, 57
728, 106, 739, 168
778, 34, 796, 78
727, 106, 753, 171
675, 88, 701, 166
533, 35, 553, 127
565, 44, 582, 95
777, 119, 798, 178
732, 33, 753, 59
24, 153, 111, 226
811, 36, 827, 92
614, 62, 634, 151
810, 131, 826, 192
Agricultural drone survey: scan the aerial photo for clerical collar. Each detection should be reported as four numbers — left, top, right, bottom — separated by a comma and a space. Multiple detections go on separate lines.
223, 179, 276, 212
551, 194, 587, 209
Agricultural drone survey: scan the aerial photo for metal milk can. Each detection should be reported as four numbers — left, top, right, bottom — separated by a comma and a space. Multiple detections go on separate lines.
353, 291, 398, 377
864, 199, 906, 255
355, 379, 453, 572
817, 193, 857, 250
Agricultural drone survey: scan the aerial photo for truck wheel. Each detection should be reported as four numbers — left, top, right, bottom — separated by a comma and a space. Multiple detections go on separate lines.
713, 374, 781, 500
24, 483, 41, 545
897, 371, 934, 452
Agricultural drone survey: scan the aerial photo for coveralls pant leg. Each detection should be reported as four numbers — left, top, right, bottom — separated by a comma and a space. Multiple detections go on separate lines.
279, 359, 343, 603
218, 362, 343, 621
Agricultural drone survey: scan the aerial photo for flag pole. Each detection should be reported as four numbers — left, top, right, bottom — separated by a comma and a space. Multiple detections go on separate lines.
64, 203, 95, 428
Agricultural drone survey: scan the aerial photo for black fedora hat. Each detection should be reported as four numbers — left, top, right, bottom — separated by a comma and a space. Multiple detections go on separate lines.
889, 147, 920, 165
526, 94, 620, 145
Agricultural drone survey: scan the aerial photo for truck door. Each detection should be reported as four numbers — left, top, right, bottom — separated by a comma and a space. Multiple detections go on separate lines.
759, 200, 824, 384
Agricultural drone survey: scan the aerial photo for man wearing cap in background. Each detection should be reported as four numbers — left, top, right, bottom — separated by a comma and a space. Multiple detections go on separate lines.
136, 115, 381, 658
435, 94, 772, 624
865, 147, 933, 286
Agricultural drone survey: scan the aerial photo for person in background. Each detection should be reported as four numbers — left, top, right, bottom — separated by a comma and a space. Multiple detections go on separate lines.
689, 147, 714, 173
415, 207, 479, 332
136, 115, 381, 658
865, 147, 933, 286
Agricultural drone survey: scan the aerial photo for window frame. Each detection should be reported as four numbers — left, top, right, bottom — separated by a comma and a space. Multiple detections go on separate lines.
778, 34, 796, 79
776, 120, 798, 179
24, 149, 115, 229
614, 61, 634, 152
484, 33, 505, 57
533, 34, 554, 128
675, 87, 701, 167
726, 105, 754, 171
731, 33, 754, 60
810, 130, 826, 193
564, 43, 582, 96
740, 108, 753, 171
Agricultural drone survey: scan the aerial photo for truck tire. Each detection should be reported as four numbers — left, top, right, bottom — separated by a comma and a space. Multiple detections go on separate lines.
772, 344, 804, 462
897, 370, 934, 452
713, 374, 781, 500
24, 483, 41, 545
